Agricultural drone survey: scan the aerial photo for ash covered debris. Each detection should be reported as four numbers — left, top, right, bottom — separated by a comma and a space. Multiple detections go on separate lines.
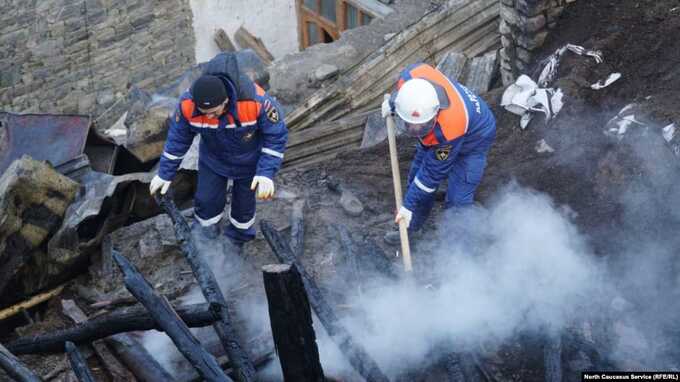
2, 0, 680, 381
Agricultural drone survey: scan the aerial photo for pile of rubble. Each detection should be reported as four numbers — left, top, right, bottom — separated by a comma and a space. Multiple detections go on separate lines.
2, 0, 680, 380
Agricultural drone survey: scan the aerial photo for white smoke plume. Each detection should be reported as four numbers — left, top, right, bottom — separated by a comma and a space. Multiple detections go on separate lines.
314, 183, 606, 378
139, 136, 680, 378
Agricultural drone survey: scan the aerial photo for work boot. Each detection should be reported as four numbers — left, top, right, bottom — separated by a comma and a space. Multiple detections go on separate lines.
384, 228, 421, 246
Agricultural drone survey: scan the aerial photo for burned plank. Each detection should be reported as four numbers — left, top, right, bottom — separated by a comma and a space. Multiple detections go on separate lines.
105, 334, 177, 382
61, 299, 136, 381
7, 302, 217, 355
260, 220, 390, 382
112, 250, 231, 382
263, 264, 325, 382
177, 351, 275, 382
0, 343, 41, 382
290, 200, 305, 258
157, 194, 256, 382
65, 341, 96, 382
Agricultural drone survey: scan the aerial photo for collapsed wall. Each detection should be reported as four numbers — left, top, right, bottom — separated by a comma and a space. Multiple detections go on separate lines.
0, 0, 195, 128
499, 0, 576, 84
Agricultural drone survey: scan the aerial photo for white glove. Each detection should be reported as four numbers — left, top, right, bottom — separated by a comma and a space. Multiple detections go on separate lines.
381, 97, 393, 118
250, 176, 275, 200
394, 206, 413, 228
149, 175, 171, 195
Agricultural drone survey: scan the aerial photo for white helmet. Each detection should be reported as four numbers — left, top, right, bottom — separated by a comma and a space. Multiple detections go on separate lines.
394, 78, 440, 124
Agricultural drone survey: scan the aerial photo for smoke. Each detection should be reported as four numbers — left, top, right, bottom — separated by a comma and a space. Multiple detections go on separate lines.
137, 115, 680, 377
315, 183, 608, 377
595, 124, 680, 369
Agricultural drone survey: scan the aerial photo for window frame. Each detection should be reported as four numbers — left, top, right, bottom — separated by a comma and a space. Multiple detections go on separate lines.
298, 0, 380, 49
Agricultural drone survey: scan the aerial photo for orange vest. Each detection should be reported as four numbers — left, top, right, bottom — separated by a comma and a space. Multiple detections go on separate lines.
180, 84, 266, 129
397, 64, 469, 146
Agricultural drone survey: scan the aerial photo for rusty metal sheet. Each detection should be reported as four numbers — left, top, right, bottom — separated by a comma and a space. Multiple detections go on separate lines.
0, 112, 91, 174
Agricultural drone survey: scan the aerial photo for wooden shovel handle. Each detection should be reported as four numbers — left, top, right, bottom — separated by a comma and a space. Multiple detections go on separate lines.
384, 94, 413, 272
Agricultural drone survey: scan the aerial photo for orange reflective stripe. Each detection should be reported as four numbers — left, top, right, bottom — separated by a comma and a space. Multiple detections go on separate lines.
182, 98, 261, 126
180, 99, 195, 120
408, 64, 468, 142
236, 100, 261, 123
181, 99, 220, 126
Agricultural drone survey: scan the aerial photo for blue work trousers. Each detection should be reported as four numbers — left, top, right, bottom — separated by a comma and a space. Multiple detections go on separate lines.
406, 139, 494, 231
194, 160, 256, 244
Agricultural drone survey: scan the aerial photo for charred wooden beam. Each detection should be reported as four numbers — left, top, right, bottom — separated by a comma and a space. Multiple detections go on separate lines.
0, 343, 41, 382
157, 194, 256, 382
263, 264, 325, 382
290, 200, 305, 257
7, 303, 217, 355
105, 334, 177, 382
61, 299, 136, 381
112, 250, 231, 382
177, 351, 275, 382
65, 341, 96, 382
260, 220, 390, 382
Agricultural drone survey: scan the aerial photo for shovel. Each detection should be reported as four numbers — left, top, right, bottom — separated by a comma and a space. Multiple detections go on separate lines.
383, 94, 413, 272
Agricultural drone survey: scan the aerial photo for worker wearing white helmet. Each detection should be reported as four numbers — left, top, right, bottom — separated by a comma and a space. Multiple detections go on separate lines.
381, 63, 496, 244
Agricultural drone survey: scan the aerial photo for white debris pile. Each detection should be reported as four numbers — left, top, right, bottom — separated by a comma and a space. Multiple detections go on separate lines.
604, 104, 680, 158
501, 44, 621, 129
501, 74, 564, 129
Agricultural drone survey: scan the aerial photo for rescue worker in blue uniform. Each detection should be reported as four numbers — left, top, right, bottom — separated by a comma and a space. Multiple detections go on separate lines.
149, 53, 288, 246
382, 63, 496, 244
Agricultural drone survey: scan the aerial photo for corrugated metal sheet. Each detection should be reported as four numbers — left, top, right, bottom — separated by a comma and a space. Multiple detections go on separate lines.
0, 112, 91, 174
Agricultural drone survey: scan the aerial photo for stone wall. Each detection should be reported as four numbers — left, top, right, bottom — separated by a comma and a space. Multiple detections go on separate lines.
499, 0, 575, 85
0, 0, 195, 129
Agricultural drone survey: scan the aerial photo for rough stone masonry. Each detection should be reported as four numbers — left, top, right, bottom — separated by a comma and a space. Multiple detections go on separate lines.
0, 0, 195, 129
499, 0, 577, 85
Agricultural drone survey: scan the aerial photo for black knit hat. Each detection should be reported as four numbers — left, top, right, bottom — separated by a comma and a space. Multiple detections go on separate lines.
191, 75, 228, 109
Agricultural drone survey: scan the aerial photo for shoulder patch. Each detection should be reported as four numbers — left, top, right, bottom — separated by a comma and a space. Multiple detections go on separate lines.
435, 145, 452, 161
264, 99, 280, 123
175, 112, 180, 123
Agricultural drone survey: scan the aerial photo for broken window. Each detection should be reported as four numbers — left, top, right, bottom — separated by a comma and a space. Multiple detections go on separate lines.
297, 0, 387, 49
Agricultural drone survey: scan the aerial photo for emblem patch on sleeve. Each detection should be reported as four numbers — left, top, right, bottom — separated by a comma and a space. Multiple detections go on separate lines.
264, 99, 280, 123
435, 145, 452, 161
175, 112, 180, 123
